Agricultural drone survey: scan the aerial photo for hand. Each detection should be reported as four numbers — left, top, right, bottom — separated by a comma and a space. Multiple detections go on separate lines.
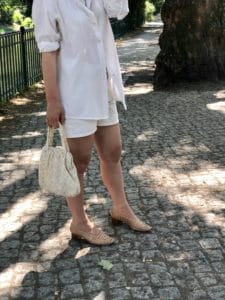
46, 101, 65, 128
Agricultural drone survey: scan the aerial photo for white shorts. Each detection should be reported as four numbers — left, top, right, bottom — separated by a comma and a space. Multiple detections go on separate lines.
63, 100, 119, 138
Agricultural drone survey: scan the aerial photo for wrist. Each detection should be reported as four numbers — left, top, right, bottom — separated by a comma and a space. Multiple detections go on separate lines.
47, 97, 61, 105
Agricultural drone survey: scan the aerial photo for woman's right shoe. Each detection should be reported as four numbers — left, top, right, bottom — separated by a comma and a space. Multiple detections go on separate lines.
70, 222, 115, 245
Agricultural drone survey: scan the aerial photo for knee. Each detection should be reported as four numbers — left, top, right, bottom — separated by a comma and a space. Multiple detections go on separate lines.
101, 144, 122, 164
73, 154, 91, 175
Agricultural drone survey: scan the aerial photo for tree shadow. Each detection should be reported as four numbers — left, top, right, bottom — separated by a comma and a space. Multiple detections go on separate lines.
1, 28, 225, 297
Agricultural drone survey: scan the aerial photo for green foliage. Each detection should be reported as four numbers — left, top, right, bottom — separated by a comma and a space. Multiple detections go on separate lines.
128, 0, 146, 29
0, 0, 32, 25
145, 1, 156, 21
150, 0, 165, 14
0, 1, 14, 24
12, 8, 33, 28
22, 17, 33, 28
12, 8, 23, 25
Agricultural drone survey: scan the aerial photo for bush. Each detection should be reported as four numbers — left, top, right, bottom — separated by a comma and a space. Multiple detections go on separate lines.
145, 1, 156, 21
151, 0, 165, 14
12, 8, 33, 28
12, 8, 23, 25
0, 2, 14, 24
127, 0, 146, 29
22, 17, 33, 28
0, 1, 29, 26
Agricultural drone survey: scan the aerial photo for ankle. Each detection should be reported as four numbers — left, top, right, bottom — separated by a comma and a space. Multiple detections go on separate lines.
71, 218, 93, 228
112, 202, 131, 212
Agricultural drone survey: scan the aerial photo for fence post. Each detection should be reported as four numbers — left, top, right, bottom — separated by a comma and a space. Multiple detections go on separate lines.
20, 26, 28, 89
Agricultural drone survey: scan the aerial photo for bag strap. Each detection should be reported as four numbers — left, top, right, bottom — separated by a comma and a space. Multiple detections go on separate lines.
46, 124, 70, 152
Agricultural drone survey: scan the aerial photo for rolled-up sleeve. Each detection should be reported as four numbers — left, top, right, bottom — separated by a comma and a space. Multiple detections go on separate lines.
103, 0, 129, 20
32, 0, 61, 52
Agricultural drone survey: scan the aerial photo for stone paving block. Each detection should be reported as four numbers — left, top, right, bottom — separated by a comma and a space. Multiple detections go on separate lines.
195, 272, 217, 287
186, 289, 208, 300
60, 284, 84, 299
83, 279, 105, 294
54, 258, 78, 271
59, 268, 80, 284
108, 272, 127, 289
130, 286, 154, 299
10, 287, 35, 299
212, 262, 225, 273
127, 272, 150, 286
174, 275, 201, 291
109, 287, 131, 300
37, 286, 56, 298
190, 259, 213, 273
151, 271, 175, 287
157, 287, 181, 300
204, 249, 225, 261
2, 19, 225, 300
38, 272, 55, 287
199, 238, 222, 249
207, 285, 225, 300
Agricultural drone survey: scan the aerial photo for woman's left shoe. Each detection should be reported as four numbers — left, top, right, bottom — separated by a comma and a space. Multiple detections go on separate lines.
109, 209, 151, 232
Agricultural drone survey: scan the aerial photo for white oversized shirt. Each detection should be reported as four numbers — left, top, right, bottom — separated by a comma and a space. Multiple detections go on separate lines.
32, 0, 129, 120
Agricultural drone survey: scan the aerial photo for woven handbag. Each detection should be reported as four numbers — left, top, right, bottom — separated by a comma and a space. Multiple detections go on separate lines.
39, 124, 80, 197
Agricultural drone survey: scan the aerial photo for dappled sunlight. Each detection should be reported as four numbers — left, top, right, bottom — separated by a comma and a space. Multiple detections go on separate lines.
207, 101, 225, 114
11, 131, 43, 139
0, 220, 81, 297
124, 83, 153, 96
0, 149, 40, 189
86, 194, 107, 206
0, 192, 48, 242
134, 129, 159, 142
75, 247, 91, 259
93, 291, 106, 300
10, 98, 33, 106
206, 90, 225, 114
213, 89, 225, 99
0, 262, 37, 295
130, 157, 225, 228
38, 220, 71, 261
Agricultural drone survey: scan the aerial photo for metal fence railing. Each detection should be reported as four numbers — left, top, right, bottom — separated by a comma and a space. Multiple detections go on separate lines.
0, 26, 42, 102
0, 19, 129, 103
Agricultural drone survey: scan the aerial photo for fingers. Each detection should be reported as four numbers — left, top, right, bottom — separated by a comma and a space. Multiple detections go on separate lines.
45, 117, 60, 128
60, 110, 65, 125
46, 103, 65, 128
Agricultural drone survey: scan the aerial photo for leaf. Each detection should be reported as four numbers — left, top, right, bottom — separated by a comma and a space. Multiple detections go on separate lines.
98, 259, 113, 271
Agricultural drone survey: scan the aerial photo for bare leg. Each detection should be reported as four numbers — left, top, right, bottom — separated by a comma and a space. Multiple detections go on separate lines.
66, 134, 116, 244
66, 134, 94, 227
94, 124, 131, 212
94, 124, 151, 231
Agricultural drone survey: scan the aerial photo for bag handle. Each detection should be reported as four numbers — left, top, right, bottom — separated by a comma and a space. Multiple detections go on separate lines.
46, 123, 70, 152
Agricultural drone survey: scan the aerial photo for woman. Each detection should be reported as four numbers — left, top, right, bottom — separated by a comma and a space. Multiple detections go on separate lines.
32, 0, 151, 245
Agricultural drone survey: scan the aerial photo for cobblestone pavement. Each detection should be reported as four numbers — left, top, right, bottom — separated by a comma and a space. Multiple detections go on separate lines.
1, 20, 225, 300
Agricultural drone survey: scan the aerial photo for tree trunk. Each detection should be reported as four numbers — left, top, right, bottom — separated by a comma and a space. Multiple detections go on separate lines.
154, 0, 225, 88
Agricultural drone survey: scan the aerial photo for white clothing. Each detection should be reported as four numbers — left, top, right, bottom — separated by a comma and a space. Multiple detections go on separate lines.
63, 99, 119, 138
32, 0, 129, 120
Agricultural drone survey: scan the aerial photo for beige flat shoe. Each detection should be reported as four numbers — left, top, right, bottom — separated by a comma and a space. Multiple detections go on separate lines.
70, 222, 115, 245
109, 210, 152, 232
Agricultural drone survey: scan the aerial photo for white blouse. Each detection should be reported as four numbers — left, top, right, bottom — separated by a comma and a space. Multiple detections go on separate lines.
32, 0, 129, 120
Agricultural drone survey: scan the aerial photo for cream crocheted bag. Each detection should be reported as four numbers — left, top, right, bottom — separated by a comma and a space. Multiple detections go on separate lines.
39, 124, 80, 197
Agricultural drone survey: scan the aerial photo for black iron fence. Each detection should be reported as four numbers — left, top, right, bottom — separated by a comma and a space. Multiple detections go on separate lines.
0, 19, 129, 103
0, 26, 42, 102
